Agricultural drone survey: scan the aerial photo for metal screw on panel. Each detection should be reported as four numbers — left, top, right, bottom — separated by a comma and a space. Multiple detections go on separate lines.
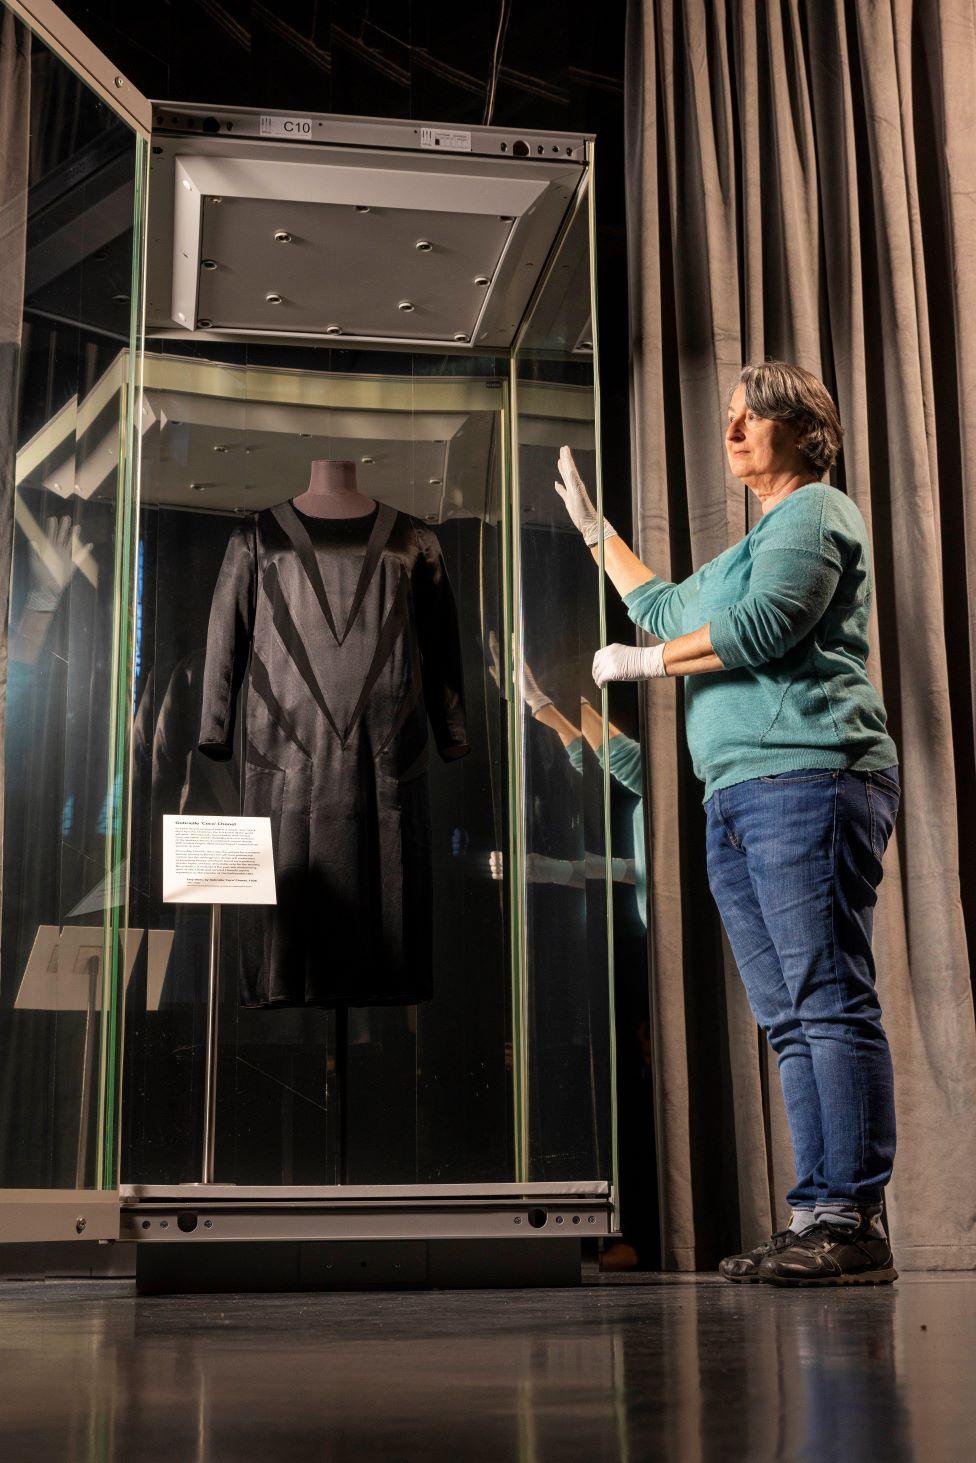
190, 482, 206, 492
209, 197, 223, 204
114, 75, 124, 88
397, 300, 415, 312
453, 333, 469, 342
361, 456, 374, 464
197, 318, 212, 328
572, 1215, 581, 1224
76, 1217, 87, 1234
141, 1220, 151, 1230
213, 444, 228, 453
428, 478, 442, 486
415, 239, 432, 252
201, 259, 218, 270
204, 1220, 214, 1229
555, 1216, 564, 1224
160, 1220, 169, 1229
514, 1216, 522, 1224
355, 205, 371, 213
474, 276, 490, 287
274, 230, 293, 243
265, 292, 283, 304
326, 324, 342, 335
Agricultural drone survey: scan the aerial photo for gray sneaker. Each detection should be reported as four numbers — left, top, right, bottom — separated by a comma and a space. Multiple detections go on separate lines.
718, 1228, 799, 1283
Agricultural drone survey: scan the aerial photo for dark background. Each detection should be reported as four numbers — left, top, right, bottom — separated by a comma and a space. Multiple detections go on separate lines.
52, 0, 658, 1262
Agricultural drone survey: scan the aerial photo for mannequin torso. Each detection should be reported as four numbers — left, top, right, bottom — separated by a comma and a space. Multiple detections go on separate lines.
291, 458, 376, 519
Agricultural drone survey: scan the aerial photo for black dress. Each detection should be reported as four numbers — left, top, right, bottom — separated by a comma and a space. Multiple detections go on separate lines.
198, 500, 469, 1008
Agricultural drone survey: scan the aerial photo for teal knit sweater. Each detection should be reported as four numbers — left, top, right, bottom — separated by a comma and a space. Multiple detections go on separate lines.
623, 484, 898, 801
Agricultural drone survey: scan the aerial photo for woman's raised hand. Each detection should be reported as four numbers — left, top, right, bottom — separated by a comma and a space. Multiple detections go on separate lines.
554, 445, 616, 546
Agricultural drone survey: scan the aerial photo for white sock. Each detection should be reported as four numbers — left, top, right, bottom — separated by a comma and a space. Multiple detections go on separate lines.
788, 1209, 816, 1234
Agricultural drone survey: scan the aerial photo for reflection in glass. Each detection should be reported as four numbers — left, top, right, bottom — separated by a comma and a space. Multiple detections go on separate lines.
0, 15, 143, 1190
511, 185, 615, 1183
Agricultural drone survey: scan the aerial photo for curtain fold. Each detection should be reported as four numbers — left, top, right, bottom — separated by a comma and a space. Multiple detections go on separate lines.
625, 0, 976, 1270
0, 9, 31, 928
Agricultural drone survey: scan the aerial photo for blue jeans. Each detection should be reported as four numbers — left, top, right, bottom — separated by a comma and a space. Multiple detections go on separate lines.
705, 766, 900, 1219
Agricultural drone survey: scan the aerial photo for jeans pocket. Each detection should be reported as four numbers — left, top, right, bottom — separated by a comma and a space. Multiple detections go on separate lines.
866, 782, 899, 859
869, 767, 900, 797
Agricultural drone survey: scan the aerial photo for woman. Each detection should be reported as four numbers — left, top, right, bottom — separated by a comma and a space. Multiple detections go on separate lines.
555, 361, 901, 1287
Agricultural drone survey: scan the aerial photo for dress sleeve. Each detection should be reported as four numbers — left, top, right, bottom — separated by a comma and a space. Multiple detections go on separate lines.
412, 525, 470, 762
198, 521, 257, 760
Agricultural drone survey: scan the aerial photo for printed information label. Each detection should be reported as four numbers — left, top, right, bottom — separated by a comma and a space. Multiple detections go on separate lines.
259, 114, 313, 139
420, 126, 472, 152
163, 816, 277, 905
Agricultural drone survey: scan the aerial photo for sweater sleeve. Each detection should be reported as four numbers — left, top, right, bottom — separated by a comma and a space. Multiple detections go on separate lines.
606, 732, 644, 795
709, 490, 845, 670
623, 567, 705, 640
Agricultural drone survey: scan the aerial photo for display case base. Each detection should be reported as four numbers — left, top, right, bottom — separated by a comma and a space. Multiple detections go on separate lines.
135, 1238, 583, 1294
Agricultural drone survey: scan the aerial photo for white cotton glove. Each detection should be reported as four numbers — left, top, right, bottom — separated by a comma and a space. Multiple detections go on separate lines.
554, 445, 616, 547
592, 642, 667, 688
25, 515, 91, 613
519, 659, 553, 716
487, 630, 553, 715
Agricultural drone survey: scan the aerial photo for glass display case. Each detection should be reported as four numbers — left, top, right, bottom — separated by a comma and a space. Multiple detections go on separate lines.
0, 2, 619, 1281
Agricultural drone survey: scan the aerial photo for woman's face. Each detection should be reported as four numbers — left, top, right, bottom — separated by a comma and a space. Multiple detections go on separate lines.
725, 384, 802, 482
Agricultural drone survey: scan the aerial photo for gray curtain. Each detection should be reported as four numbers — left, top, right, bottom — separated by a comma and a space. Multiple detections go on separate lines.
625, 0, 976, 1270
0, 9, 31, 917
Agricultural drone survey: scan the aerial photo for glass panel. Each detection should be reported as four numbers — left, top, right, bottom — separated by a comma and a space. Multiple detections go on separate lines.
121, 345, 517, 1185
0, 13, 144, 1191
510, 181, 616, 1183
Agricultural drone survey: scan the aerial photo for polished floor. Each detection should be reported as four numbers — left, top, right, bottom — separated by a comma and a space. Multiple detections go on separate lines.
0, 1272, 973, 1461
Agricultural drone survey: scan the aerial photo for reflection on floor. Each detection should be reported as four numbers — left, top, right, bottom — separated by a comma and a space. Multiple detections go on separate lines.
0, 1272, 972, 1461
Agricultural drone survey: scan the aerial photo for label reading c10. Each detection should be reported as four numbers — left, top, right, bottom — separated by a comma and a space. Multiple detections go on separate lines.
260, 115, 313, 139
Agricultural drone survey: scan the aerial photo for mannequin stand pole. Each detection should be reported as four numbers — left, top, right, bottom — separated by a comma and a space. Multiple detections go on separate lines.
201, 905, 221, 1184
335, 1004, 348, 1185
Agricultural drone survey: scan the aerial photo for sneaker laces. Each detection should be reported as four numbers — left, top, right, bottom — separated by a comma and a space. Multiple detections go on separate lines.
779, 1222, 837, 1253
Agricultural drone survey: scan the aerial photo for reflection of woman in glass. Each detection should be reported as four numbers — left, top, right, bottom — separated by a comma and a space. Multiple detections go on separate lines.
556, 362, 900, 1287
486, 634, 644, 920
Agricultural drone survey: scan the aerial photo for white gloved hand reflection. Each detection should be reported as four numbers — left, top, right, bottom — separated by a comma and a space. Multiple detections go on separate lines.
25, 514, 92, 613
487, 630, 553, 715
592, 642, 667, 688
553, 445, 616, 547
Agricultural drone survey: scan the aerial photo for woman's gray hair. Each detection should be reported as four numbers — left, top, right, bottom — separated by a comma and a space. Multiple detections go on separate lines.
732, 361, 844, 473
